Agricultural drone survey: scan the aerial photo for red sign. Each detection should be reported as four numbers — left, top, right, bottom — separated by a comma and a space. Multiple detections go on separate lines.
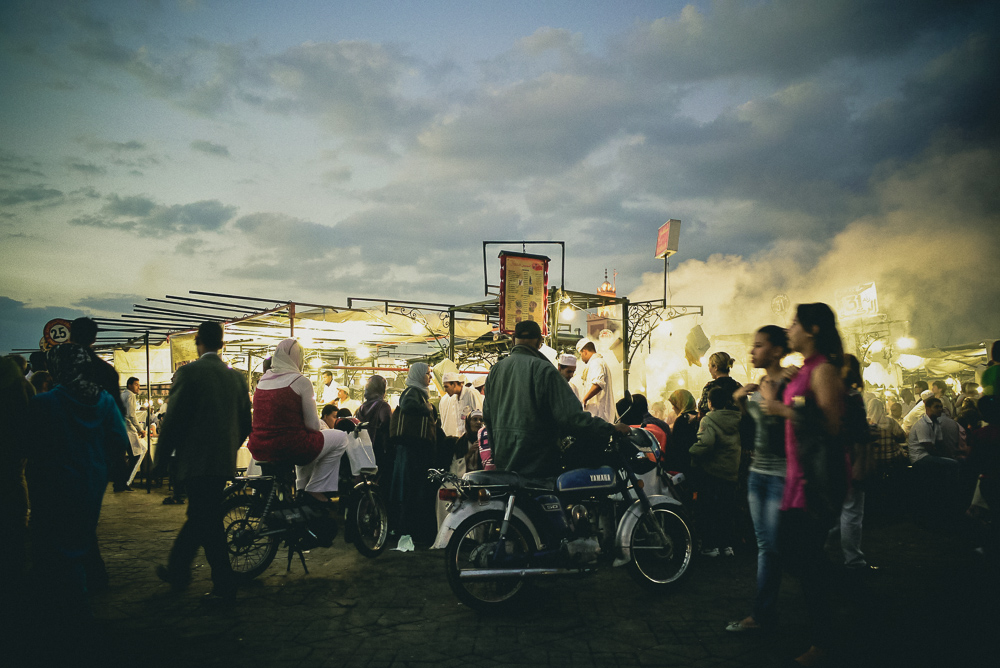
498, 252, 549, 336
655, 219, 681, 259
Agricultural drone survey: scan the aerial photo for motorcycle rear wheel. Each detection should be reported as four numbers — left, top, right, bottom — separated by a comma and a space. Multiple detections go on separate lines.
349, 485, 389, 558
445, 510, 536, 611
222, 494, 279, 580
626, 504, 693, 589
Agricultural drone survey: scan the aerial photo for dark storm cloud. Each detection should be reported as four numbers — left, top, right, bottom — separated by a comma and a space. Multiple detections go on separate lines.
616, 0, 989, 84
191, 140, 231, 157
70, 194, 237, 236
0, 185, 63, 206
0, 296, 86, 353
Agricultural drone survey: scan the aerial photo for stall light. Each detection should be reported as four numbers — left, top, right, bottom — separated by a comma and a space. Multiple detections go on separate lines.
676, 378, 685, 387
158, 398, 164, 405
978, 386, 984, 394
896, 337, 917, 350
309, 357, 324, 370
897, 354, 924, 370
944, 377, 957, 387
355, 345, 370, 359
560, 305, 575, 323
868, 340, 884, 354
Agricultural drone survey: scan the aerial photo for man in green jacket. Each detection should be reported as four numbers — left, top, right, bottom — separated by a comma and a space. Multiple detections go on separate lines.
484, 320, 630, 478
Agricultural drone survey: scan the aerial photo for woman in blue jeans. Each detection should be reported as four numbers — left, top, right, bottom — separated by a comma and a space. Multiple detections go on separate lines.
726, 325, 789, 632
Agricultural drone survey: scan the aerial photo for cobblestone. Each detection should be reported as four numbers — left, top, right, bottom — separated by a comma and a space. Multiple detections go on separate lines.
7, 485, 997, 667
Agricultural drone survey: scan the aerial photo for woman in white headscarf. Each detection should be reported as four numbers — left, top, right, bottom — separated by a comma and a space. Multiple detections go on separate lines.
247, 339, 348, 506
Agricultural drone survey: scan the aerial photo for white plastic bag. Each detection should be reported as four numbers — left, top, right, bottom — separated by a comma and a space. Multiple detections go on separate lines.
346, 427, 378, 475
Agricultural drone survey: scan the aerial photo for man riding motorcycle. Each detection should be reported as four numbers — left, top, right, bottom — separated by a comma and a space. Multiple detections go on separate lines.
483, 319, 631, 478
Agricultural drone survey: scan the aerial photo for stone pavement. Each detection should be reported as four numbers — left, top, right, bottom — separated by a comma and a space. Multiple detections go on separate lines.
8, 485, 996, 668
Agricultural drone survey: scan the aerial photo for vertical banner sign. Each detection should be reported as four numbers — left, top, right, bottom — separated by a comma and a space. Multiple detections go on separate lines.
498, 252, 549, 336
168, 331, 199, 371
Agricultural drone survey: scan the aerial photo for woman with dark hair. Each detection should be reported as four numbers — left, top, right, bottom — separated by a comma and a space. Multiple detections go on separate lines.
762, 303, 847, 667
698, 351, 742, 416
619, 393, 649, 426
726, 325, 789, 632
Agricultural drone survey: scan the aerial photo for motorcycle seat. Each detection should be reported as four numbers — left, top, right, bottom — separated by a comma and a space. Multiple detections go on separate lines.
464, 470, 555, 491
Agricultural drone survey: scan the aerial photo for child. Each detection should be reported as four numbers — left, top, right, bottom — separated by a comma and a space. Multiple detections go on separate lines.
689, 385, 742, 556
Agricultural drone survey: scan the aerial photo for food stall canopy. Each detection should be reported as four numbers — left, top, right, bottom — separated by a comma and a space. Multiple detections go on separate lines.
113, 341, 173, 384
909, 344, 988, 376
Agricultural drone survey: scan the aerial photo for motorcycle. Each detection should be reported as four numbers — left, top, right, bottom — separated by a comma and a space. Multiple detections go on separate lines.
431, 427, 694, 611
222, 422, 389, 579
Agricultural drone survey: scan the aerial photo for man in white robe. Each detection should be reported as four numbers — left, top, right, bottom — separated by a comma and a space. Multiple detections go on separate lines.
577, 339, 616, 422
440, 371, 480, 437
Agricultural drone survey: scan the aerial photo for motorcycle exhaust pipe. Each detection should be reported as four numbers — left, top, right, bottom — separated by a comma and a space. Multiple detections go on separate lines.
458, 567, 590, 579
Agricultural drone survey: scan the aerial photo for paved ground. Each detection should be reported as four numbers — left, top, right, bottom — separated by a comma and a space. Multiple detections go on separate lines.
8, 484, 997, 668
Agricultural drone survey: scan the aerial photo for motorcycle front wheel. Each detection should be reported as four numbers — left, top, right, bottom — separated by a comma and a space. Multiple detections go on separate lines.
349, 485, 389, 558
222, 494, 279, 580
626, 504, 693, 590
445, 510, 536, 611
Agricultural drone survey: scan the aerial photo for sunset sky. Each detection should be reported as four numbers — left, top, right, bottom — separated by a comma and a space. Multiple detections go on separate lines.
2, 0, 998, 353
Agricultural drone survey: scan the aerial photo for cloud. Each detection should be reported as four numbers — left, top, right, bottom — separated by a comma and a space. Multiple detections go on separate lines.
0, 296, 86, 353
68, 161, 107, 175
0, 185, 63, 206
616, 0, 989, 84
191, 139, 230, 157
70, 194, 237, 236
71, 293, 146, 314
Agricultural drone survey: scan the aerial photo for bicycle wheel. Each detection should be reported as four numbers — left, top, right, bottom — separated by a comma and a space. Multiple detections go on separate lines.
626, 503, 693, 590
222, 494, 279, 580
445, 510, 536, 611
350, 485, 389, 558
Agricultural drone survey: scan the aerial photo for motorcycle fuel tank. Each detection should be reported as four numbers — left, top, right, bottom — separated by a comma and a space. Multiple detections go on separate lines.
556, 466, 617, 493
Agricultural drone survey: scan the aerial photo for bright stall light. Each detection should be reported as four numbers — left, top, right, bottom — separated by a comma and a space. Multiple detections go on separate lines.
868, 340, 884, 354
944, 377, 957, 387
560, 306, 575, 323
309, 357, 323, 370
897, 354, 924, 370
355, 345, 371, 359
896, 337, 917, 350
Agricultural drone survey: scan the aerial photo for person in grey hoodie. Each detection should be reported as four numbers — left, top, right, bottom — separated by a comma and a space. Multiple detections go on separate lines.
690, 385, 742, 557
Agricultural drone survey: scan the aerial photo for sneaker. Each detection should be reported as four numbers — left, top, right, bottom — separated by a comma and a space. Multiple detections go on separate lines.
722, 546, 735, 557
700, 547, 720, 558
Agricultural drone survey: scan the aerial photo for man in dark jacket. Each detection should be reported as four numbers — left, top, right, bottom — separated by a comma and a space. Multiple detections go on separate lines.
484, 320, 630, 478
154, 321, 251, 602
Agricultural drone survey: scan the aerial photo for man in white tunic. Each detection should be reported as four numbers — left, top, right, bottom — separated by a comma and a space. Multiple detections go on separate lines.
577, 339, 616, 422
121, 376, 147, 489
558, 354, 583, 405
440, 371, 480, 437
337, 385, 361, 414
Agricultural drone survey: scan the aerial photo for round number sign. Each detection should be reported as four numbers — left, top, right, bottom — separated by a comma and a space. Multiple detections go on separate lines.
43, 318, 73, 349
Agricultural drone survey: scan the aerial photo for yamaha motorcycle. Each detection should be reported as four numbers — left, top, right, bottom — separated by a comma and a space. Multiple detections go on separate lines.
430, 427, 694, 611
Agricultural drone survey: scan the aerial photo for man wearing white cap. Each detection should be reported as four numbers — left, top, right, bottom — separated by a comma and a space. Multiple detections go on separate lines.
576, 339, 616, 422
558, 354, 583, 405
440, 371, 479, 437
337, 385, 360, 415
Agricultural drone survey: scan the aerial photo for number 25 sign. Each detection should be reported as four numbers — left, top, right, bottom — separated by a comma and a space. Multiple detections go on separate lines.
43, 319, 72, 349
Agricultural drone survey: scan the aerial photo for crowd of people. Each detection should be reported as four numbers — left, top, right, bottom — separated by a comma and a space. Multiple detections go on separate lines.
2, 309, 997, 668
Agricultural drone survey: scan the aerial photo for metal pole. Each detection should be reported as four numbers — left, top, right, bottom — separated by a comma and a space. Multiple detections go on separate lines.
144, 331, 152, 493
449, 310, 456, 362
621, 299, 630, 394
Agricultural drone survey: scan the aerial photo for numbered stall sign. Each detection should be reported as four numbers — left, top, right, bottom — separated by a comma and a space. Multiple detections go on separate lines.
42, 318, 72, 350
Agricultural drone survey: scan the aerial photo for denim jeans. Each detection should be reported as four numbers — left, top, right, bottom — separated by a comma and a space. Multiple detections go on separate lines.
747, 471, 784, 626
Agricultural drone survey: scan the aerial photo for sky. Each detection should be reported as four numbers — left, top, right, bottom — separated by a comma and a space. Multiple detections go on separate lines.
2, 0, 999, 356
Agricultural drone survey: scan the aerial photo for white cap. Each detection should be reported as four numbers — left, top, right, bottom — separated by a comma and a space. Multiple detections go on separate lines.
920, 389, 934, 400
575, 338, 591, 352
442, 371, 462, 384
558, 354, 577, 367
472, 375, 486, 388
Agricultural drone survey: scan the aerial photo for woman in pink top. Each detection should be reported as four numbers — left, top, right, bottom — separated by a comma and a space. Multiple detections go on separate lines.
247, 339, 348, 505
762, 303, 846, 668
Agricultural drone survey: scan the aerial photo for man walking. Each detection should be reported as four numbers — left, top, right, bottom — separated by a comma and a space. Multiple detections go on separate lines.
121, 376, 146, 490
154, 322, 252, 603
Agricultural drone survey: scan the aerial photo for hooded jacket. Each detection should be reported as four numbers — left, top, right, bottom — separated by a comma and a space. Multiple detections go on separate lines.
689, 408, 742, 481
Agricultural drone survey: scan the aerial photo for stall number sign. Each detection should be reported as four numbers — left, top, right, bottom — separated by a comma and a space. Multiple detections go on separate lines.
43, 318, 72, 349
